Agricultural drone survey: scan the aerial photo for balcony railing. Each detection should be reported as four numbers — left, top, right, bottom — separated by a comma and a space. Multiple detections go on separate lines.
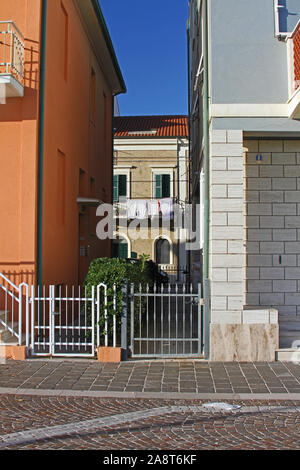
287, 20, 300, 119
293, 20, 300, 91
0, 21, 24, 97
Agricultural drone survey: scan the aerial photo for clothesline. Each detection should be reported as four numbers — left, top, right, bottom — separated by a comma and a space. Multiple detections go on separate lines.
115, 198, 174, 220
114, 197, 186, 203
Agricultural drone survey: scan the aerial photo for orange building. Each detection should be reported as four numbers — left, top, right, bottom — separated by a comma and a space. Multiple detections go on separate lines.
0, 0, 126, 287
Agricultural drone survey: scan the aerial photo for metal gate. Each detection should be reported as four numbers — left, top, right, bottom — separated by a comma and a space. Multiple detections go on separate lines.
130, 283, 203, 358
29, 284, 114, 357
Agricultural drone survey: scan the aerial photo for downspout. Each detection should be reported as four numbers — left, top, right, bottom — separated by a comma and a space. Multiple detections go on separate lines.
177, 138, 180, 281
187, 22, 191, 205
202, 0, 210, 359
111, 94, 115, 258
187, 18, 191, 284
37, 0, 47, 287
203, 0, 209, 280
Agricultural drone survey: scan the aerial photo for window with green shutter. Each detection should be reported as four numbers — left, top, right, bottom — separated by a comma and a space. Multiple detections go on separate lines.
155, 174, 170, 198
162, 175, 170, 197
155, 174, 162, 198
113, 174, 127, 202
118, 242, 128, 259
112, 238, 128, 259
113, 175, 118, 202
119, 175, 127, 198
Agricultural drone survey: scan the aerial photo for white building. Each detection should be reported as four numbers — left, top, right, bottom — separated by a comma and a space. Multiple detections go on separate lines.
188, 0, 300, 361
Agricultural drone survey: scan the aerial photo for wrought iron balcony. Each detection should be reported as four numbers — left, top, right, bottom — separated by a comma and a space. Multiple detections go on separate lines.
0, 21, 24, 98
287, 20, 300, 119
293, 21, 300, 92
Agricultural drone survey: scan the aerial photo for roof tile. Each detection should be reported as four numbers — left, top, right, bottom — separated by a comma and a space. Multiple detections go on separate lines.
114, 115, 189, 138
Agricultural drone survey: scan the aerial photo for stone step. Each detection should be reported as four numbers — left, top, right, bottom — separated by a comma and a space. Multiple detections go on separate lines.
276, 348, 300, 362
0, 326, 19, 342
0, 331, 25, 346
0, 310, 24, 346
0, 336, 19, 346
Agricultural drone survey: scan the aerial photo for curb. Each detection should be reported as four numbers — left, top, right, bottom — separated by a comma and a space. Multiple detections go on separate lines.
1, 387, 300, 401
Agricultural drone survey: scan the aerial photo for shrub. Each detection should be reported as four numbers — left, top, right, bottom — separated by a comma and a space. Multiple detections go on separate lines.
84, 256, 163, 341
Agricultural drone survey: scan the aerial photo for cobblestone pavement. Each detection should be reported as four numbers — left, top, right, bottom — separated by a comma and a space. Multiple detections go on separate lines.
1, 394, 300, 449
1, 360, 300, 394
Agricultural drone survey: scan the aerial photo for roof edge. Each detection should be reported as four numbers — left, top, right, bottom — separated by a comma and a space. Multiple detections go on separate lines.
90, 0, 126, 94
114, 114, 188, 118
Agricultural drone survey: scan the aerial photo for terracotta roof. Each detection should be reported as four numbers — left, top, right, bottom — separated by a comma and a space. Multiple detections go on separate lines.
114, 115, 189, 138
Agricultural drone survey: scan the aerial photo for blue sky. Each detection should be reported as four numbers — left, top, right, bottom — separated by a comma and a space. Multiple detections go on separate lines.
99, 0, 189, 116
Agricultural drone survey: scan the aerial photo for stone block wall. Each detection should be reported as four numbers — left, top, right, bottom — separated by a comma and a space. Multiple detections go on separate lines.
209, 130, 245, 323
208, 130, 280, 360
244, 139, 300, 317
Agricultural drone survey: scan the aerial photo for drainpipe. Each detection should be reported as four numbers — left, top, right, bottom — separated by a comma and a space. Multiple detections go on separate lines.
177, 138, 180, 282
187, 21, 191, 204
202, 0, 210, 359
187, 18, 191, 284
37, 0, 47, 288
111, 94, 115, 258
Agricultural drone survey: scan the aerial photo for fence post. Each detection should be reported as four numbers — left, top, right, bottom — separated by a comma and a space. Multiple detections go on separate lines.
203, 279, 210, 360
19, 283, 30, 349
121, 284, 127, 361
31, 285, 35, 354
96, 285, 100, 347
50, 285, 55, 356
91, 285, 95, 354
130, 283, 134, 357
198, 283, 202, 357
18, 284, 22, 346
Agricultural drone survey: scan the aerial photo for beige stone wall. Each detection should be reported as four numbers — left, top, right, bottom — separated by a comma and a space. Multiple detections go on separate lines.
114, 143, 189, 277
114, 150, 178, 199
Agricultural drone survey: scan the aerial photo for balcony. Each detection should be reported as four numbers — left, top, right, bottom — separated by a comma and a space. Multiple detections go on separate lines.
287, 20, 300, 119
0, 21, 24, 98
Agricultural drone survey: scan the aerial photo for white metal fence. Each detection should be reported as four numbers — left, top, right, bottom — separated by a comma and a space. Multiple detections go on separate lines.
0, 274, 204, 359
130, 283, 203, 358
0, 276, 119, 357
0, 273, 26, 345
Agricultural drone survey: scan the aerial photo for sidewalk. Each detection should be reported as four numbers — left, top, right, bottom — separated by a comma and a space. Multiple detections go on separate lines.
1, 359, 300, 399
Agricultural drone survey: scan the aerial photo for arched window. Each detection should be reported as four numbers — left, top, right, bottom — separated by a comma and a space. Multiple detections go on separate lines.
112, 236, 128, 259
155, 238, 171, 265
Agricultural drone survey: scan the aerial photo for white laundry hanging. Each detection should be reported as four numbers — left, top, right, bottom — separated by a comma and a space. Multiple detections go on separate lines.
147, 199, 159, 217
159, 198, 173, 219
136, 200, 148, 219
127, 200, 137, 219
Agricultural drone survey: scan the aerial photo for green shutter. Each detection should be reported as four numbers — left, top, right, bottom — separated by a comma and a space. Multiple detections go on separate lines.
112, 241, 119, 258
119, 175, 127, 197
162, 175, 171, 198
118, 242, 128, 259
155, 174, 162, 198
113, 175, 119, 202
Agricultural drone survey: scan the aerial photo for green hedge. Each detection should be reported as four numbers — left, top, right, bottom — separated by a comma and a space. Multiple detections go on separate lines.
84, 257, 165, 337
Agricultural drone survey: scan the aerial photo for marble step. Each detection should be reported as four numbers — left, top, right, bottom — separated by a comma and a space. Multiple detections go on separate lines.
0, 312, 25, 345
276, 348, 300, 362
0, 326, 19, 342
0, 331, 25, 346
